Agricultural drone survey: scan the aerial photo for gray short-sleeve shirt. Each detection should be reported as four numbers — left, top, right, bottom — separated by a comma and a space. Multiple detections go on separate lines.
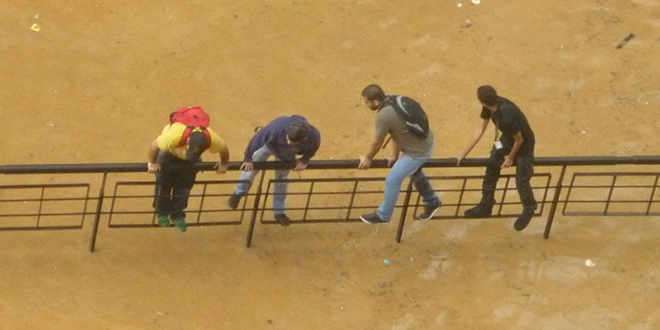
375, 105, 434, 157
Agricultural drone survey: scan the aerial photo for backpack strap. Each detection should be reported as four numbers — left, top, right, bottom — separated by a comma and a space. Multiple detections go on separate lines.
394, 96, 410, 115
387, 95, 429, 138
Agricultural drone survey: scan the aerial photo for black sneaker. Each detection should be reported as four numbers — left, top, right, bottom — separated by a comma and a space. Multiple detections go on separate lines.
360, 213, 388, 224
514, 207, 537, 231
274, 214, 291, 226
228, 193, 242, 210
464, 202, 494, 218
417, 200, 442, 221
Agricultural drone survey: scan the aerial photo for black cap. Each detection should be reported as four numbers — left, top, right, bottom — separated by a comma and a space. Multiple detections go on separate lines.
186, 131, 209, 163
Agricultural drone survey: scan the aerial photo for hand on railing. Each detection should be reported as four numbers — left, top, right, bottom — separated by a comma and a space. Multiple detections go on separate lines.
147, 162, 161, 173
215, 161, 229, 174
358, 155, 372, 169
501, 155, 514, 169
294, 160, 308, 171
456, 153, 466, 166
240, 161, 254, 172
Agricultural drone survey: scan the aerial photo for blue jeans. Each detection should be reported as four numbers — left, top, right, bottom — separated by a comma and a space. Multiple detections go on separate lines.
377, 150, 439, 221
234, 145, 290, 215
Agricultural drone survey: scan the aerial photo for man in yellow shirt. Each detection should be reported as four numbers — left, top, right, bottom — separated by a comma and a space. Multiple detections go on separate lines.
147, 122, 229, 232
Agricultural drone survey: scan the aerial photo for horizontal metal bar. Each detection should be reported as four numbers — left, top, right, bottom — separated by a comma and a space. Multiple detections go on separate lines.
101, 193, 250, 199
115, 180, 249, 186
99, 209, 249, 215
564, 211, 660, 216
250, 204, 415, 212
265, 187, 551, 196
259, 211, 547, 224
561, 199, 660, 203
424, 213, 543, 220
0, 212, 90, 217
573, 172, 660, 177
0, 183, 89, 189
0, 209, 256, 217
0, 225, 82, 231
268, 173, 551, 183
565, 184, 659, 189
261, 218, 363, 224
2, 156, 659, 174
266, 177, 385, 183
108, 221, 241, 228
0, 197, 97, 202
408, 200, 554, 207
267, 190, 387, 195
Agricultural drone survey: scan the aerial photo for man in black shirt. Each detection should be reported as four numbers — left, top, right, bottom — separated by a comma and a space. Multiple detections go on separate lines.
457, 85, 537, 231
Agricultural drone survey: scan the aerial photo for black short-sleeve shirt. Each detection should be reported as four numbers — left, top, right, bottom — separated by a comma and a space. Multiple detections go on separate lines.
480, 97, 535, 156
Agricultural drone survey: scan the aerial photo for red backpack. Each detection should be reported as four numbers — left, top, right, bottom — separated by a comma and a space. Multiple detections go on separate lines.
169, 106, 211, 147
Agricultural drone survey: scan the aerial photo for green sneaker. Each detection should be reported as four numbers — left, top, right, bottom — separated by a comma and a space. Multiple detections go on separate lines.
157, 214, 170, 227
173, 216, 187, 232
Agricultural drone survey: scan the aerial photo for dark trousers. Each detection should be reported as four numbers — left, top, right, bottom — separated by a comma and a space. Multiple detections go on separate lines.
152, 152, 198, 219
481, 148, 537, 210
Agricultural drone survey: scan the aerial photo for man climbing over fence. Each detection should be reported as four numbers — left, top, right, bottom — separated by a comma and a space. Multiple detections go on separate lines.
147, 106, 229, 232
357, 84, 442, 224
227, 115, 320, 226
457, 85, 537, 231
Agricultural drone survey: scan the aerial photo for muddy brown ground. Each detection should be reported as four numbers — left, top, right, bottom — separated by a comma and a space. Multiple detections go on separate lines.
2, 0, 660, 329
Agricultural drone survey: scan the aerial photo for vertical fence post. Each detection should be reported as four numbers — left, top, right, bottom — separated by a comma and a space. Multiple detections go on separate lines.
646, 175, 659, 215
246, 171, 266, 248
345, 180, 359, 221
89, 172, 108, 253
395, 179, 415, 243
603, 175, 618, 215
196, 183, 208, 224
36, 186, 45, 228
301, 182, 315, 221
544, 165, 566, 239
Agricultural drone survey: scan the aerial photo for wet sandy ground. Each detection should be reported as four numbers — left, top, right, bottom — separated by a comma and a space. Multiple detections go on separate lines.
2, 0, 660, 329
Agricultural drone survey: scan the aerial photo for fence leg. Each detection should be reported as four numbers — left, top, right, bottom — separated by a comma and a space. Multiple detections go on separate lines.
246, 171, 266, 248
89, 172, 107, 253
544, 165, 566, 239
396, 179, 414, 243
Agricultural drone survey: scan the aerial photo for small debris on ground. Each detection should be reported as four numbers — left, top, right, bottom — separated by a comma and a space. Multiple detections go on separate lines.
616, 33, 635, 49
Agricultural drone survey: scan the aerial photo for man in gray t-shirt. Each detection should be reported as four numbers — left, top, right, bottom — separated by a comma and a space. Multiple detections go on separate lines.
358, 84, 442, 223
375, 103, 434, 157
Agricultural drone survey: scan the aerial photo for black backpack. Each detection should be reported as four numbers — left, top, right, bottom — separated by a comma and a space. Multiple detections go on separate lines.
386, 95, 430, 138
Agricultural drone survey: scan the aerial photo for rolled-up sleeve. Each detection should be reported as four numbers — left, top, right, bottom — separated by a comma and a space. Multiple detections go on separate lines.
207, 130, 228, 154
374, 112, 389, 141
156, 124, 185, 151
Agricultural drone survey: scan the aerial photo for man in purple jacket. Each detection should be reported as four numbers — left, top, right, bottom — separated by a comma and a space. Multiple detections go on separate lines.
228, 115, 321, 225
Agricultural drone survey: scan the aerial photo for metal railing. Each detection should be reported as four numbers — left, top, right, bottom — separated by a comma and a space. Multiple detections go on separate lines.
1, 155, 659, 252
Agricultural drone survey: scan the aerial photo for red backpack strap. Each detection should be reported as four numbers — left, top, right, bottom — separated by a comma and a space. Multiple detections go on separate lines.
201, 128, 211, 148
178, 126, 193, 147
